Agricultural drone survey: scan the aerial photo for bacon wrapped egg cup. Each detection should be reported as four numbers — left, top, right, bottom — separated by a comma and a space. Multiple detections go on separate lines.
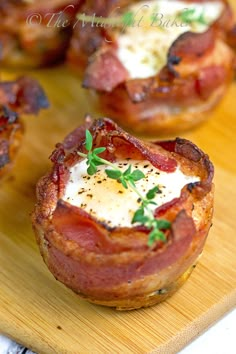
68, 0, 236, 134
32, 117, 214, 310
0, 0, 81, 68
0, 76, 49, 178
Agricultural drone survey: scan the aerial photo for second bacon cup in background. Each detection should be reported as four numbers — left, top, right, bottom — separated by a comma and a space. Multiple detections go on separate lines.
68, 0, 236, 135
0, 0, 82, 68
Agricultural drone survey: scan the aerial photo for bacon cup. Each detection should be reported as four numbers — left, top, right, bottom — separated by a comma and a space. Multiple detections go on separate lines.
32, 117, 214, 310
69, 0, 236, 135
0, 0, 82, 68
0, 76, 49, 178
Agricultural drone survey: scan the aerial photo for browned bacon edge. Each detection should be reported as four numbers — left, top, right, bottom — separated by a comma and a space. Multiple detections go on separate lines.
0, 106, 19, 169
227, 25, 236, 52
0, 76, 49, 114
0, 76, 49, 172
50, 117, 213, 197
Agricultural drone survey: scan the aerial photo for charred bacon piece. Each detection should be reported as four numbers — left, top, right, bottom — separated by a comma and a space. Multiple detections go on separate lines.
0, 76, 48, 177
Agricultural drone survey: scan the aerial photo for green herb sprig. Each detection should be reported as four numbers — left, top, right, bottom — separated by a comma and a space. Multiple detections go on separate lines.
122, 11, 135, 27
179, 8, 207, 25
77, 130, 171, 246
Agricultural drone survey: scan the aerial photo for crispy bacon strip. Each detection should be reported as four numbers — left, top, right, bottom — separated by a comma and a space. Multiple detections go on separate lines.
0, 105, 22, 175
50, 117, 177, 195
0, 105, 18, 127
67, 0, 120, 70
0, 77, 48, 173
83, 49, 129, 92
51, 197, 196, 256
47, 205, 196, 297
125, 78, 155, 103
157, 138, 214, 197
125, 64, 230, 104
154, 191, 189, 221
0, 76, 49, 114
168, 29, 215, 65
0, 139, 9, 169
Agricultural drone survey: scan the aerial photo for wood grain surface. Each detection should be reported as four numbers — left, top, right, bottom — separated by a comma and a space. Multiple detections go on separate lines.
1, 29, 236, 354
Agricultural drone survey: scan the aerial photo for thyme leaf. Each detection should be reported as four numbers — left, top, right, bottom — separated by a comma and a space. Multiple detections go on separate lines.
78, 130, 172, 246
179, 8, 207, 25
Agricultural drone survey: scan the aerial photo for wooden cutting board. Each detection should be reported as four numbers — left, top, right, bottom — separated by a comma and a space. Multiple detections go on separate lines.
0, 64, 236, 353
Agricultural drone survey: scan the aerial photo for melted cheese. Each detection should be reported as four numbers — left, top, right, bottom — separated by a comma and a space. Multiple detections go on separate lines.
117, 0, 224, 79
63, 159, 200, 228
